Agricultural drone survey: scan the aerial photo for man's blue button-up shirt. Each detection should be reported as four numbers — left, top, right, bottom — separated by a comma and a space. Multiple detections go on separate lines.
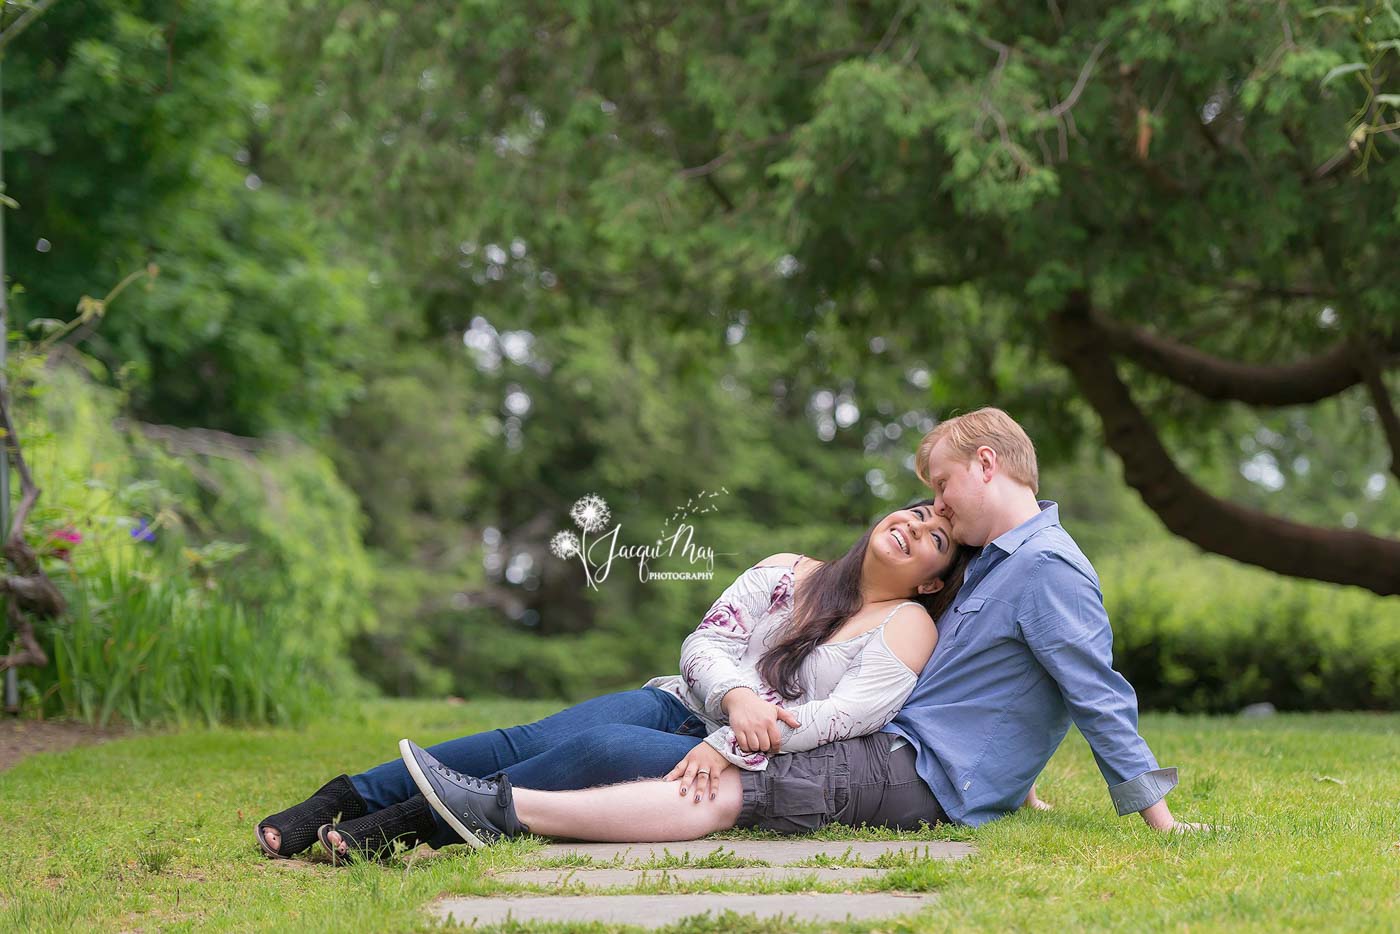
883, 501, 1177, 826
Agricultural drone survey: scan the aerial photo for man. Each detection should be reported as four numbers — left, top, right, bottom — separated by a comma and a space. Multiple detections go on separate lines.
397, 407, 1201, 848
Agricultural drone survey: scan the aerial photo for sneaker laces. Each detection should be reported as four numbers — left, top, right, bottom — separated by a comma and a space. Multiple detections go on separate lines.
432, 761, 499, 794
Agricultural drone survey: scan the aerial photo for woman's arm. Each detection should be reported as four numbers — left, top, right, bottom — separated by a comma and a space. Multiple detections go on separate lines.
678, 561, 791, 722
703, 603, 937, 770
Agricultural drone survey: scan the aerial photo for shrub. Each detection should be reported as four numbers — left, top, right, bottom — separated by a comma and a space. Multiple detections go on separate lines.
10, 361, 372, 725
1101, 541, 1400, 713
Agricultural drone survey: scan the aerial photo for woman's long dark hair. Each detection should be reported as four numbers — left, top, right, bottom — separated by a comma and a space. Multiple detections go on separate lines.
757, 498, 970, 701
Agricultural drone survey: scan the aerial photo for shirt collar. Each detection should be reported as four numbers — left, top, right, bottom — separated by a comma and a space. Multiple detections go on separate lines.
986, 500, 1060, 556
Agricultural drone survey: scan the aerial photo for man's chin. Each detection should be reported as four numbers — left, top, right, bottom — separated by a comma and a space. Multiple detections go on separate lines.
948, 523, 977, 547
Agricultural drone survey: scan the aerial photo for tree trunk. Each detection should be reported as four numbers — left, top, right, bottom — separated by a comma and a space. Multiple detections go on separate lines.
1047, 294, 1400, 596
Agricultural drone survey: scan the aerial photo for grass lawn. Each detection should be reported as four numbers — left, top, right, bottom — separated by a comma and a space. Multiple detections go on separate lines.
2, 700, 1396, 932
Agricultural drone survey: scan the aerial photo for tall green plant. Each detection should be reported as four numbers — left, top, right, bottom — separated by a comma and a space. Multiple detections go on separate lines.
43, 547, 330, 728
12, 358, 372, 724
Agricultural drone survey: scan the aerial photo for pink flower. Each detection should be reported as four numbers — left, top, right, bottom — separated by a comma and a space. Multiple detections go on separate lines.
48, 525, 82, 562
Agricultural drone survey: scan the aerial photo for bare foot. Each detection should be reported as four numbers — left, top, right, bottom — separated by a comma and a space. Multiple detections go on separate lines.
1023, 786, 1054, 811
325, 828, 348, 856
261, 826, 282, 852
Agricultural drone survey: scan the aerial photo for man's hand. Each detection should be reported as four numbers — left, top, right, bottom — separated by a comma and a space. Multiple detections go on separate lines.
664, 741, 731, 803
721, 687, 801, 753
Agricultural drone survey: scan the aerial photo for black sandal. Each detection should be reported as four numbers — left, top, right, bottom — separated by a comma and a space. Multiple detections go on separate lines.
317, 794, 437, 865
256, 774, 368, 859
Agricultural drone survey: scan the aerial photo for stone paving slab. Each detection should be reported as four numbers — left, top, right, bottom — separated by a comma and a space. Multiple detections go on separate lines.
532, 839, 974, 864
432, 892, 936, 927
494, 866, 885, 886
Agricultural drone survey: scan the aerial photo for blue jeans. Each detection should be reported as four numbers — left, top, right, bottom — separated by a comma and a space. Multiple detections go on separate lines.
350, 686, 708, 847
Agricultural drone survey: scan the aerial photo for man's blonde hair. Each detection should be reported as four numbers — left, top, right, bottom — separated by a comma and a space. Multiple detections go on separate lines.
915, 407, 1039, 493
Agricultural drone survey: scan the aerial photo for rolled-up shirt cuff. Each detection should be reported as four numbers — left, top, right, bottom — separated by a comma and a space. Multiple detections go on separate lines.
1108, 766, 1178, 816
703, 729, 770, 771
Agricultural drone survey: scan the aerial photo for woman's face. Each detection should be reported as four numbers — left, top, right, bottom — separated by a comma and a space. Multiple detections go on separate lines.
866, 503, 956, 594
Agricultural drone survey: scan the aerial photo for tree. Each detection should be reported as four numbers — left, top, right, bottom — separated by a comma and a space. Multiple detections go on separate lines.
4, 0, 375, 436
267, 0, 1399, 595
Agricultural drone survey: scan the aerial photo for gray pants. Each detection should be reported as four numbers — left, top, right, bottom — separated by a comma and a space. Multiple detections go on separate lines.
736, 732, 948, 833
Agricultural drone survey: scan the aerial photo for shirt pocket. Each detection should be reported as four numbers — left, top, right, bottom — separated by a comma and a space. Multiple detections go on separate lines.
937, 595, 988, 650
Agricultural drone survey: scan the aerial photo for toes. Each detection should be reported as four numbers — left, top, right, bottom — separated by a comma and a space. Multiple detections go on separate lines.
260, 827, 281, 853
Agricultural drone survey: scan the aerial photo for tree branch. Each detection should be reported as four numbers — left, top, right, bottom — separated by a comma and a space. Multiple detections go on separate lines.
1048, 295, 1400, 596
1046, 37, 1110, 119
1356, 341, 1400, 484
0, 601, 47, 673
1089, 307, 1400, 406
0, 0, 62, 51
0, 393, 65, 672
677, 131, 792, 180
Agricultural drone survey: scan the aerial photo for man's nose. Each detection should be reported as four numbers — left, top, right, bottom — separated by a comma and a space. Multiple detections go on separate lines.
933, 498, 951, 517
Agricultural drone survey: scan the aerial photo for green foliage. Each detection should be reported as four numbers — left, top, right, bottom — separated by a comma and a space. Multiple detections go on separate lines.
5, 0, 376, 435
41, 550, 331, 729
130, 429, 377, 667
7, 0, 1396, 708
1102, 540, 1400, 712
11, 361, 370, 725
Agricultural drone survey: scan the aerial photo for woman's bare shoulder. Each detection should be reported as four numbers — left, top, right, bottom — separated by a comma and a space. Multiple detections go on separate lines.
756, 553, 825, 581
880, 603, 938, 673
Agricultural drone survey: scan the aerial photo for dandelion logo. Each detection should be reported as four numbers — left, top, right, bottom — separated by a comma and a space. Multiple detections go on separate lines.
549, 530, 580, 560
569, 493, 611, 534
552, 493, 612, 588
550, 490, 721, 589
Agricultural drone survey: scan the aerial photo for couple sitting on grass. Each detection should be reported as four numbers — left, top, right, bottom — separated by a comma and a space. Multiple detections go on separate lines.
256, 407, 1200, 864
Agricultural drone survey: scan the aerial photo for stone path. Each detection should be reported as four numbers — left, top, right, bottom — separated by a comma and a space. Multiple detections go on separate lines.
432, 838, 973, 929
532, 839, 975, 862
495, 867, 884, 886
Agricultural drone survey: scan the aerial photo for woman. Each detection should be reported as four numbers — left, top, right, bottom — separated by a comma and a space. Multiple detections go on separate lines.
257, 498, 970, 862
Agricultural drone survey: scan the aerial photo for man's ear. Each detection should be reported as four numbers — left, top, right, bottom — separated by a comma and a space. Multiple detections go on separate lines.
917, 578, 945, 595
977, 445, 998, 481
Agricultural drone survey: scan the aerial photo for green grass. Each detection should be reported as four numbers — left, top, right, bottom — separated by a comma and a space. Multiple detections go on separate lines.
2, 700, 1396, 931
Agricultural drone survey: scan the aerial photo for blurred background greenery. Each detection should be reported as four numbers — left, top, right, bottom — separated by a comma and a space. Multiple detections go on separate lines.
2, 0, 1396, 725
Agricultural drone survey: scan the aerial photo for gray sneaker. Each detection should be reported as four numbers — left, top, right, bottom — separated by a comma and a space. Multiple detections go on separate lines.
398, 739, 530, 848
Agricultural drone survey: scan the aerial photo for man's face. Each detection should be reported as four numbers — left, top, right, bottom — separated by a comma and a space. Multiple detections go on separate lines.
924, 438, 990, 546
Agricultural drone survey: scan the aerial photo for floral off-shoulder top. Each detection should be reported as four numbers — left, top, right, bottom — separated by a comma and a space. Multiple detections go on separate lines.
642, 557, 923, 771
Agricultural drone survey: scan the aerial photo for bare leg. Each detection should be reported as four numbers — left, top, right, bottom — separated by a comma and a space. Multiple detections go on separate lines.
513, 770, 744, 842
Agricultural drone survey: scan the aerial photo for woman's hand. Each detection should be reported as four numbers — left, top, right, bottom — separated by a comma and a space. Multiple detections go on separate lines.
664, 741, 732, 803
721, 687, 802, 753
